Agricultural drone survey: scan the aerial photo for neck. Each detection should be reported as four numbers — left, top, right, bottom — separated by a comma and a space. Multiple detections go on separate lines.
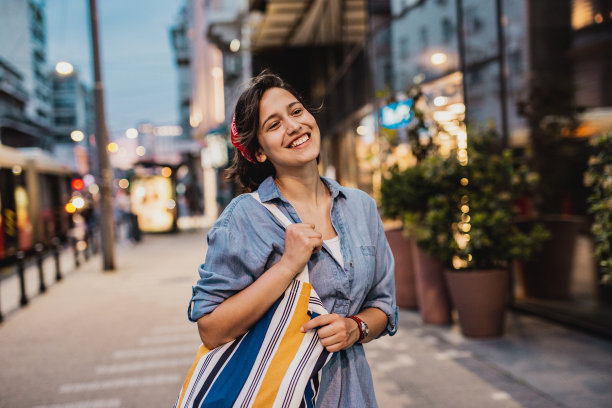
274, 162, 327, 207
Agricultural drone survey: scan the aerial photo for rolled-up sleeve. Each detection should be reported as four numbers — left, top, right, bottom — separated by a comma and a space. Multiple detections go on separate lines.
188, 226, 258, 322
361, 201, 399, 337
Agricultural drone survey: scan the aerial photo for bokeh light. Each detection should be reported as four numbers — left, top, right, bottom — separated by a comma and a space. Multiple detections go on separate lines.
65, 203, 76, 214
126, 128, 139, 139
71, 130, 85, 142
71, 197, 85, 209
118, 178, 129, 189
55, 61, 74, 75
161, 167, 172, 177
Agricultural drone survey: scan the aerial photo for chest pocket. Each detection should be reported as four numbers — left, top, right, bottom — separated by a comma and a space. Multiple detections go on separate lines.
360, 245, 376, 257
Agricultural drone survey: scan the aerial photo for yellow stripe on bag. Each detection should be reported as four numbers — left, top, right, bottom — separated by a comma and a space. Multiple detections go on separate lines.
252, 283, 312, 408
178, 344, 210, 407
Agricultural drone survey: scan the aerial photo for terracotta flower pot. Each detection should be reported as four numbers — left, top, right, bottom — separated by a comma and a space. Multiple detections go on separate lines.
412, 244, 452, 325
445, 269, 509, 338
517, 216, 583, 300
385, 228, 418, 309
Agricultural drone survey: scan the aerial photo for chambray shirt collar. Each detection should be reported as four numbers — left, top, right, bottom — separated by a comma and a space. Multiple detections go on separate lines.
256, 175, 347, 203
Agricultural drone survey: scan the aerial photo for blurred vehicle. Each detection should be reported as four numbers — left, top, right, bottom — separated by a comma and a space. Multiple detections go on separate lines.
0, 145, 76, 265
130, 163, 178, 233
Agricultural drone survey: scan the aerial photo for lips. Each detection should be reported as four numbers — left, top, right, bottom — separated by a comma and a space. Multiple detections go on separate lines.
287, 133, 311, 148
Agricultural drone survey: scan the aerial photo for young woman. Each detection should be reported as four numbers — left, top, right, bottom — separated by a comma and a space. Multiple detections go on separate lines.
188, 72, 398, 407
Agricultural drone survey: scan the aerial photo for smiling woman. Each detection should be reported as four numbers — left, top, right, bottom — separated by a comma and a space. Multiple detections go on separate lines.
181, 71, 398, 407
225, 72, 315, 191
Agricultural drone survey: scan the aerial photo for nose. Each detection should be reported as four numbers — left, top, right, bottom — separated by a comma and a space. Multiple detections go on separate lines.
285, 116, 301, 134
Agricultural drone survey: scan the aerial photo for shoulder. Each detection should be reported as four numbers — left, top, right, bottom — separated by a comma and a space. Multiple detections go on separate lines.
342, 186, 376, 207
212, 193, 268, 230
209, 193, 284, 244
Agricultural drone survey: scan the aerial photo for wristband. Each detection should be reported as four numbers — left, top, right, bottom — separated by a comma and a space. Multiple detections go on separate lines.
347, 315, 368, 342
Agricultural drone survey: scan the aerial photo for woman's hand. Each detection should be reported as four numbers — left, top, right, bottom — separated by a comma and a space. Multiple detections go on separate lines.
301, 314, 360, 352
278, 223, 323, 278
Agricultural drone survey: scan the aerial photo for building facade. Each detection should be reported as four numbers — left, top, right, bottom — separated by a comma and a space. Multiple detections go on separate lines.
0, 58, 28, 120
570, 0, 612, 136
170, 4, 193, 138
389, 0, 529, 150
50, 70, 93, 141
0, 0, 52, 127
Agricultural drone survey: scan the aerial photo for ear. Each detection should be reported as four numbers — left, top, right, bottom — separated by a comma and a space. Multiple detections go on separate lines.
254, 149, 267, 163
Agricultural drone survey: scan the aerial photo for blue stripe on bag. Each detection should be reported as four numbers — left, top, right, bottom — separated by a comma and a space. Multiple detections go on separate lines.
240, 282, 300, 407
192, 338, 241, 407
303, 381, 314, 408
200, 296, 283, 407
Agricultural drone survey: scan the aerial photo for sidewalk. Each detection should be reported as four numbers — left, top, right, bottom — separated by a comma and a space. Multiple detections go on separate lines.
0, 230, 610, 407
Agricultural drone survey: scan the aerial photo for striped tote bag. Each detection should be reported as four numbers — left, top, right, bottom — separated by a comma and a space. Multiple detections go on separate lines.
175, 193, 332, 408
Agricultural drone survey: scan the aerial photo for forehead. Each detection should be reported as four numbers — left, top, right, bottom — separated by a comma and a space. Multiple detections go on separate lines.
259, 87, 299, 113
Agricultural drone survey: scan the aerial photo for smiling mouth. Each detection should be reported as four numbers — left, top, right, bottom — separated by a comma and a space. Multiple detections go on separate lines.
288, 134, 310, 148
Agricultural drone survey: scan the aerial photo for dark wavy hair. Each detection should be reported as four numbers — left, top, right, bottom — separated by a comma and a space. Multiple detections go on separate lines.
225, 71, 309, 192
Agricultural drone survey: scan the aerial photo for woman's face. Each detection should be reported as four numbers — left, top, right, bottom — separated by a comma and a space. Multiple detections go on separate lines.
256, 87, 320, 171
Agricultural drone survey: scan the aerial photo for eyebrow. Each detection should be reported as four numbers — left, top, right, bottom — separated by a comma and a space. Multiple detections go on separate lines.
262, 101, 302, 129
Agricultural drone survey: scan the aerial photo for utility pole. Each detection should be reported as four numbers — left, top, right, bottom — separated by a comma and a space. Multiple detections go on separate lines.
495, 0, 510, 148
89, 0, 115, 270
456, 0, 468, 122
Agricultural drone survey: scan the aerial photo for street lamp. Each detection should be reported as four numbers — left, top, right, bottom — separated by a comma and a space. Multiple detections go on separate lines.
430, 52, 448, 65
125, 128, 138, 139
55, 61, 74, 75
70, 130, 85, 142
229, 39, 240, 52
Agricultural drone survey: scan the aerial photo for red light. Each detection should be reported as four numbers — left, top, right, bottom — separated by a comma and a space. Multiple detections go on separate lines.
72, 178, 85, 190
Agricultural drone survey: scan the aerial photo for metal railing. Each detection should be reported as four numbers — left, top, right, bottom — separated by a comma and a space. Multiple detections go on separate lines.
0, 227, 100, 323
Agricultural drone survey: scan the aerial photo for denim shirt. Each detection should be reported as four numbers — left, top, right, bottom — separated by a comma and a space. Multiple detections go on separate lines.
188, 175, 398, 407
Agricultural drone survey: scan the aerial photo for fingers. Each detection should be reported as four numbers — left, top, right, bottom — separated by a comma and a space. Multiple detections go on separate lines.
286, 224, 322, 251
300, 314, 356, 352
301, 314, 334, 332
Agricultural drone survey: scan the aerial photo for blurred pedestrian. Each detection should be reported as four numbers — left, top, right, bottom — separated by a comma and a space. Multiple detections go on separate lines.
188, 72, 398, 407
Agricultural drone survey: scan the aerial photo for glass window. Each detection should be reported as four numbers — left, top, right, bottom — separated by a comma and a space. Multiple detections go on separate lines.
420, 27, 429, 47
441, 18, 453, 44
508, 50, 523, 75
465, 6, 484, 34
54, 96, 75, 109
55, 116, 75, 125
400, 36, 410, 59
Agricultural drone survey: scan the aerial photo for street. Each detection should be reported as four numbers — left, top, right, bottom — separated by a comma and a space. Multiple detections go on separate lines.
0, 229, 611, 407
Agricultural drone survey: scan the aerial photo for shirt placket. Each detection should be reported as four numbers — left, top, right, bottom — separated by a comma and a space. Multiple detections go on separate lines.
329, 196, 353, 316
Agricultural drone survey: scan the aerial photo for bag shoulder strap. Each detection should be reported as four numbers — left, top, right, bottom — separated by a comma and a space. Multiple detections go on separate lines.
249, 192, 309, 283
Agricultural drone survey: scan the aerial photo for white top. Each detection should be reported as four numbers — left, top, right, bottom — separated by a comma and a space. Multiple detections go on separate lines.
324, 236, 344, 268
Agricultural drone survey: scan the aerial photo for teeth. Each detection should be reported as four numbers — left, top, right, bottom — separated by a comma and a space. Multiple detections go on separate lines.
290, 135, 309, 148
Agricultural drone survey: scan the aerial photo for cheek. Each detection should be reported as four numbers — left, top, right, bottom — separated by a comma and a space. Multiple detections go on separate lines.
258, 131, 282, 153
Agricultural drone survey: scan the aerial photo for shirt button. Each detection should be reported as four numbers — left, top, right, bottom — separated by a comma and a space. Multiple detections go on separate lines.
350, 261, 354, 267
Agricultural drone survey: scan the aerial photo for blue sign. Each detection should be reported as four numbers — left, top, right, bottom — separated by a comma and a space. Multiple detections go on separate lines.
379, 99, 414, 129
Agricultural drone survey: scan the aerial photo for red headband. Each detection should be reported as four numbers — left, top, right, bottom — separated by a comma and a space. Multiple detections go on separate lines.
230, 115, 256, 164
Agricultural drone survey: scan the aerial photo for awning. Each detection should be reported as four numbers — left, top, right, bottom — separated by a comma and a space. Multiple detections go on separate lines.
248, 0, 368, 50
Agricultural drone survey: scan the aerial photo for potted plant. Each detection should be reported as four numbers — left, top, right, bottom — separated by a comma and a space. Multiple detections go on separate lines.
381, 164, 422, 310
443, 128, 549, 338
381, 152, 456, 325
584, 131, 612, 303
516, 77, 590, 299
380, 89, 450, 317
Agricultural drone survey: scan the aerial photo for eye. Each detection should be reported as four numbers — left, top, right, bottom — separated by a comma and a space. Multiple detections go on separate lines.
293, 108, 303, 115
268, 121, 279, 130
